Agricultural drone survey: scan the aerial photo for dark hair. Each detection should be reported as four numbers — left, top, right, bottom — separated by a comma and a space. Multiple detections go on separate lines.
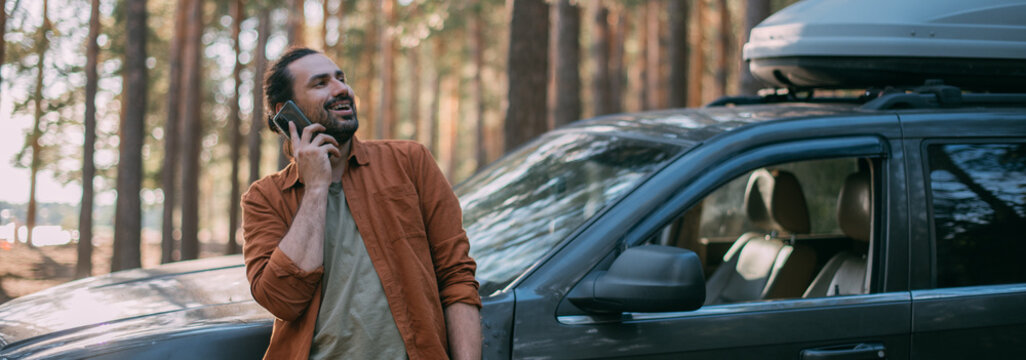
265, 47, 320, 134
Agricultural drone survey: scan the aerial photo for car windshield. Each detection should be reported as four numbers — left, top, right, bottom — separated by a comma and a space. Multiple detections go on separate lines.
456, 131, 684, 295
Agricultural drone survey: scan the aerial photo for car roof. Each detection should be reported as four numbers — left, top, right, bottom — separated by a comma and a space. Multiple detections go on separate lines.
558, 103, 864, 146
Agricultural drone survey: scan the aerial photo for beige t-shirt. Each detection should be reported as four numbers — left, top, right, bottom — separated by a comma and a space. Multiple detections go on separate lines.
309, 182, 407, 360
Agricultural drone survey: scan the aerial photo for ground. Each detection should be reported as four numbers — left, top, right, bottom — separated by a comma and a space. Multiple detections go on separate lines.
0, 237, 230, 304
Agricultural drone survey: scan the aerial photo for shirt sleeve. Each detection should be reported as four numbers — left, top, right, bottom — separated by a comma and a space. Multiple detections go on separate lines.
411, 143, 483, 309
241, 183, 324, 321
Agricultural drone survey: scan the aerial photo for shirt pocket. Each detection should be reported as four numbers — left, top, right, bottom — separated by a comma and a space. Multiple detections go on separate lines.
374, 183, 427, 240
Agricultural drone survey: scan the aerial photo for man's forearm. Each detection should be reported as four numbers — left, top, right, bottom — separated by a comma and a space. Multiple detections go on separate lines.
277, 186, 329, 272
445, 302, 482, 360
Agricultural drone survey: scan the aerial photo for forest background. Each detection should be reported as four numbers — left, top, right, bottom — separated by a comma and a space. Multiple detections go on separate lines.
0, 0, 799, 302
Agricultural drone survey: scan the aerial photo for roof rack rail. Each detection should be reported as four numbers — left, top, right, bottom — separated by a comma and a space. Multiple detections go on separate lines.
705, 91, 863, 108
861, 81, 1026, 110
707, 81, 1026, 110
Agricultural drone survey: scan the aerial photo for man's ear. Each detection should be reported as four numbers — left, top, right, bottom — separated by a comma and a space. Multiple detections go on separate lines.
273, 102, 284, 114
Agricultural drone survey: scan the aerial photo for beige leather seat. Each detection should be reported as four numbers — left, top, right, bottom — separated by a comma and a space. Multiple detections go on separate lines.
803, 169, 872, 298
704, 169, 818, 305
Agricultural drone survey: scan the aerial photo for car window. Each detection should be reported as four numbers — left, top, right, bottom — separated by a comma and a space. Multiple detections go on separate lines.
457, 132, 684, 295
926, 143, 1026, 288
649, 157, 877, 304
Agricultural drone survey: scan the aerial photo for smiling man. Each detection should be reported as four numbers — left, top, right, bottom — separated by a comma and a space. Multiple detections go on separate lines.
241, 47, 482, 360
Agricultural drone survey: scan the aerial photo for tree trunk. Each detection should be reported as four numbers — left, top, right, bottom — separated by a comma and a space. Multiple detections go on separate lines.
634, 4, 648, 111
553, 0, 580, 127
113, 0, 147, 271
504, 0, 550, 152
645, 0, 664, 110
179, 0, 203, 261
715, 0, 731, 98
741, 0, 771, 95
377, 0, 396, 139
0, 0, 7, 101
226, 0, 243, 255
409, 45, 422, 142
27, 0, 50, 249
280, 0, 306, 169
607, 5, 625, 114
470, 8, 487, 170
358, 2, 378, 140
667, 0, 689, 108
590, 2, 611, 118
688, 0, 705, 107
427, 35, 441, 155
249, 6, 270, 185
287, 0, 306, 46
161, 0, 189, 264
77, 0, 101, 278
321, 0, 330, 49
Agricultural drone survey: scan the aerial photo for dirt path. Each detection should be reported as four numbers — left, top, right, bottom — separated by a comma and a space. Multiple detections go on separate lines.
0, 239, 228, 304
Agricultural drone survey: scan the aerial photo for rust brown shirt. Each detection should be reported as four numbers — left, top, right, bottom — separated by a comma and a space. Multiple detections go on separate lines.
241, 138, 481, 360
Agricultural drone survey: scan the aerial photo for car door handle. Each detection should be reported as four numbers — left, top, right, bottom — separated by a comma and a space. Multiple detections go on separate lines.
800, 343, 886, 360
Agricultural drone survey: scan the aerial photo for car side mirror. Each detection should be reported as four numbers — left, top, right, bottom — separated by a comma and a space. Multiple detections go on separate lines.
569, 245, 706, 314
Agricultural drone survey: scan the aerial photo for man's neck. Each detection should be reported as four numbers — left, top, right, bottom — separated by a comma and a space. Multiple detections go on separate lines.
329, 140, 352, 182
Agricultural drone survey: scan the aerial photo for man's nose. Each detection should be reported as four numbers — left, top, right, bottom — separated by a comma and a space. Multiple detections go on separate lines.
330, 79, 350, 97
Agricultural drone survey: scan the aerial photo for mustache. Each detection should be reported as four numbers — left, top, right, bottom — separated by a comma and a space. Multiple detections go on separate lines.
323, 94, 355, 108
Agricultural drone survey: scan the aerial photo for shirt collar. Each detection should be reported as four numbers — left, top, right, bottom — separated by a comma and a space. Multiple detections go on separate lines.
280, 136, 370, 191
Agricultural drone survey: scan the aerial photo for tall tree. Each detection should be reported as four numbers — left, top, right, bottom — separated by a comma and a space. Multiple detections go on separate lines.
644, 0, 664, 109
226, 0, 244, 255
112, 0, 148, 271
688, 0, 706, 107
667, 0, 689, 108
249, 6, 270, 185
0, 0, 7, 100
636, 3, 649, 110
607, 5, 625, 114
77, 0, 101, 278
161, 0, 190, 264
377, 0, 396, 139
409, 43, 422, 142
27, 0, 52, 248
469, 5, 487, 170
179, 0, 203, 261
280, 0, 306, 170
589, 2, 611, 117
714, 0, 731, 98
427, 35, 441, 154
741, 0, 771, 95
287, 0, 306, 46
553, 0, 580, 127
504, 0, 549, 152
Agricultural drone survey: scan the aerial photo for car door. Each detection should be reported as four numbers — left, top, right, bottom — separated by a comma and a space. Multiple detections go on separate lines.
902, 112, 1026, 359
510, 116, 912, 359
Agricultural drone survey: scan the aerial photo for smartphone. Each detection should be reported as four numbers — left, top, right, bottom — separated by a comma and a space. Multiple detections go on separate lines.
272, 100, 314, 137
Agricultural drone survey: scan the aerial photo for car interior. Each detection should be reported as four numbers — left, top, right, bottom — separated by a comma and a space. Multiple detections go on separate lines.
648, 157, 877, 304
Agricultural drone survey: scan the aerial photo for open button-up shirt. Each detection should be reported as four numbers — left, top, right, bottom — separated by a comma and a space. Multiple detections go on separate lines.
241, 137, 481, 360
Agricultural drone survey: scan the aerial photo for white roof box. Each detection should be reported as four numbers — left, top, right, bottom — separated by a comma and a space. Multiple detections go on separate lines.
743, 0, 1026, 91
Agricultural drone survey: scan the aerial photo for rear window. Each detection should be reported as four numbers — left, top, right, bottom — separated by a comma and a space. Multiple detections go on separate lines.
927, 143, 1026, 288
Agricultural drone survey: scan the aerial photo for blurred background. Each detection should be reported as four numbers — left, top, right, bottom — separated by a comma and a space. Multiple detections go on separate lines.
0, 0, 800, 301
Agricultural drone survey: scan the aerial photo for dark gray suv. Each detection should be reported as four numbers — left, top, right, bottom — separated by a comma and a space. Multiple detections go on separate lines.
2, 0, 1024, 358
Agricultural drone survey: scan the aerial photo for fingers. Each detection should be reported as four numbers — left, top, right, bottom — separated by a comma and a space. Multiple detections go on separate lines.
288, 121, 300, 144
300, 123, 326, 144
311, 133, 340, 148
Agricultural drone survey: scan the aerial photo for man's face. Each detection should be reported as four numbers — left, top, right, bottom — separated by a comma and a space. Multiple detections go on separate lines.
286, 53, 359, 144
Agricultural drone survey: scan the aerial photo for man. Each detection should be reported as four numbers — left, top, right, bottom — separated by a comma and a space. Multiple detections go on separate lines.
241, 47, 482, 360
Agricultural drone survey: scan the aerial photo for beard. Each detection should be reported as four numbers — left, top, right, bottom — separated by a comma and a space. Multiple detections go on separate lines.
304, 95, 359, 144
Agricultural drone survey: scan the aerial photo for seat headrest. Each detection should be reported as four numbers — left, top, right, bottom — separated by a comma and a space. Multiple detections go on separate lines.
744, 169, 810, 235
837, 170, 872, 243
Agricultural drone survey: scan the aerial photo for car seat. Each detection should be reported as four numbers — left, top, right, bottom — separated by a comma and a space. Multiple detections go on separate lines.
704, 169, 818, 305
803, 168, 872, 298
